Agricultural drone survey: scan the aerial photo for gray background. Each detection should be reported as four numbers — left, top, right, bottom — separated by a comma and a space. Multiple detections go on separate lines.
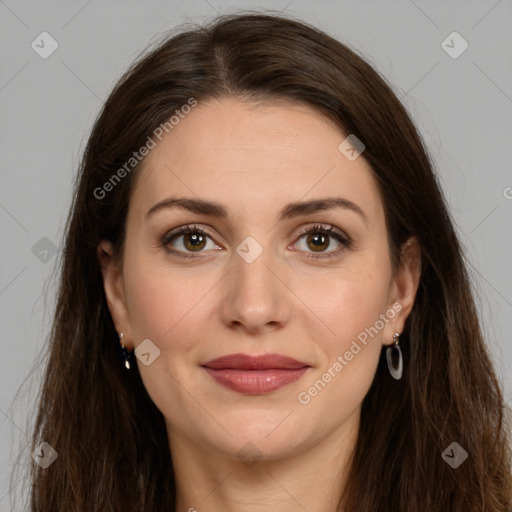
1, 0, 511, 507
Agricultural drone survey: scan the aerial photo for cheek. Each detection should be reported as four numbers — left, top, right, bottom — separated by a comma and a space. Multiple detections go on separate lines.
122, 244, 181, 344
122, 254, 209, 408
294, 268, 391, 418
124, 270, 171, 342
298, 256, 392, 352
123, 248, 217, 355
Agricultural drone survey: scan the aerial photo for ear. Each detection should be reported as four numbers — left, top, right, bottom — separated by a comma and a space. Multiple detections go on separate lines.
383, 236, 422, 345
97, 240, 134, 350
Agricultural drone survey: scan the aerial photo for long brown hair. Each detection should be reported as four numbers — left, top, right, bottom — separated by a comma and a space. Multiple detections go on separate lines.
22, 12, 512, 511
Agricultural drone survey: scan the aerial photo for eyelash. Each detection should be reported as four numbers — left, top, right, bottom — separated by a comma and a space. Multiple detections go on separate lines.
161, 223, 352, 260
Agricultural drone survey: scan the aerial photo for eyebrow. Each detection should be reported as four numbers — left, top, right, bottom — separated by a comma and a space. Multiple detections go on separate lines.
145, 196, 368, 225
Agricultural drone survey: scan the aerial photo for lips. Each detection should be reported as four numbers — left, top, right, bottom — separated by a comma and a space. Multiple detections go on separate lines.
201, 353, 310, 394
202, 353, 309, 370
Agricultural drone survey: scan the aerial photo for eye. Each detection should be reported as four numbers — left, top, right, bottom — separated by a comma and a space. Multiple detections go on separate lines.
161, 224, 220, 259
161, 223, 352, 260
292, 224, 352, 260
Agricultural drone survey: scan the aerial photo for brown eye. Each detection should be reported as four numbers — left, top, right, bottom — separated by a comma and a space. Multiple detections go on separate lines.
181, 232, 207, 252
161, 224, 218, 258
294, 224, 351, 260
305, 232, 330, 252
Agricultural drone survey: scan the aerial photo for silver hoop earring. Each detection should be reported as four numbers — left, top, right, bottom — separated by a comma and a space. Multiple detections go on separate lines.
386, 332, 403, 380
119, 332, 133, 371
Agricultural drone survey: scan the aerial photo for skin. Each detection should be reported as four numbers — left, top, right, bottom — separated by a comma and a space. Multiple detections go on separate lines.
98, 97, 421, 512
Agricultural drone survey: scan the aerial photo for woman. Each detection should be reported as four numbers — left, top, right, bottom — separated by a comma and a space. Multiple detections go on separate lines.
27, 12, 511, 511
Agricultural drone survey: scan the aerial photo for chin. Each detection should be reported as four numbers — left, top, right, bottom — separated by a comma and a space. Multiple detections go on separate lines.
203, 412, 316, 461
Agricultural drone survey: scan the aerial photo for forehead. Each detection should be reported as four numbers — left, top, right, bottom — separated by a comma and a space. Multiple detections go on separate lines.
129, 97, 383, 225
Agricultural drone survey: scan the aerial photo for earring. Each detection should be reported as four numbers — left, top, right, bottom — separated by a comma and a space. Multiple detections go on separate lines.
386, 332, 403, 380
119, 332, 133, 371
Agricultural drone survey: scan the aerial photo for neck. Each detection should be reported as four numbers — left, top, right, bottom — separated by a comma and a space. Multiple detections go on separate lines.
167, 409, 359, 512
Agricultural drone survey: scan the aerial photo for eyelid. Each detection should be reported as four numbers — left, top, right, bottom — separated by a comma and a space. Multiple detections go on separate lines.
161, 223, 214, 245
295, 223, 351, 245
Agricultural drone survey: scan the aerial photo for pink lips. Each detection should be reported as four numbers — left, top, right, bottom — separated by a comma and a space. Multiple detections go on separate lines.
201, 353, 310, 394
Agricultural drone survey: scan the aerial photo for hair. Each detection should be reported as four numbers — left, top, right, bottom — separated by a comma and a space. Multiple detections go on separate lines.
22, 11, 511, 512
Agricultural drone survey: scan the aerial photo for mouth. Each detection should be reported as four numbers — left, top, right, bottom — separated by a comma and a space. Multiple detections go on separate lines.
201, 353, 311, 395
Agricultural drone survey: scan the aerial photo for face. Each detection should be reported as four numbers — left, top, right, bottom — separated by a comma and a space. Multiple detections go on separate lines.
99, 97, 420, 464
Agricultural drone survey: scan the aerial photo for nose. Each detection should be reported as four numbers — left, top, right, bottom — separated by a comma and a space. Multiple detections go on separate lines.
220, 241, 292, 335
